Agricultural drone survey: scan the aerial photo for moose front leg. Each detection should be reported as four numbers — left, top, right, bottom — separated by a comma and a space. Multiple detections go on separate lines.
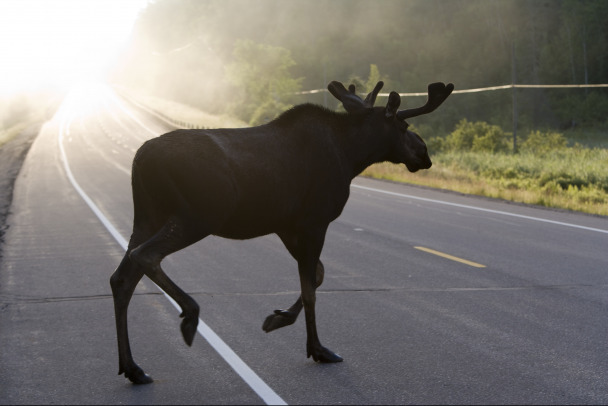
262, 260, 324, 332
297, 228, 342, 363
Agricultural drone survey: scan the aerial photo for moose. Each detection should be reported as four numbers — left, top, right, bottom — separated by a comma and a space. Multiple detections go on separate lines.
110, 79, 453, 384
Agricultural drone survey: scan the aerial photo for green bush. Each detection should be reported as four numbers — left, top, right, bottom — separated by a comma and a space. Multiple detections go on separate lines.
445, 119, 477, 150
520, 130, 567, 155
445, 119, 509, 153
472, 125, 509, 153
425, 136, 445, 154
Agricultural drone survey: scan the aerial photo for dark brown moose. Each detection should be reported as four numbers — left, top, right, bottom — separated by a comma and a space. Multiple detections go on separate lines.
110, 80, 453, 384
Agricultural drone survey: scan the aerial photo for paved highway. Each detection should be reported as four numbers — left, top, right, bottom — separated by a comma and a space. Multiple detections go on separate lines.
1, 85, 607, 404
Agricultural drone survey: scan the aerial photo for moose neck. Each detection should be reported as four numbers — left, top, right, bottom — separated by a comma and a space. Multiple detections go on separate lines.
269, 104, 392, 179
339, 113, 392, 178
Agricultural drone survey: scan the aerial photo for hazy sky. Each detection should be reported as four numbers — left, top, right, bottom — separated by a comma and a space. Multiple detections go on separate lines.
0, 0, 148, 95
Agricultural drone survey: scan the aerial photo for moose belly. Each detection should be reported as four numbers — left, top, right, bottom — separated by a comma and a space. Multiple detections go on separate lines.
213, 188, 348, 240
213, 208, 293, 240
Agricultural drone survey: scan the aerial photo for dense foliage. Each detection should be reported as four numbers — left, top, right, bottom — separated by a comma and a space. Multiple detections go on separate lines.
113, 0, 608, 132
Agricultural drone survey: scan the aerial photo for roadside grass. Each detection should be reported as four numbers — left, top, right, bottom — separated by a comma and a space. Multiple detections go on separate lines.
1, 90, 63, 148
363, 148, 608, 216
0, 123, 29, 148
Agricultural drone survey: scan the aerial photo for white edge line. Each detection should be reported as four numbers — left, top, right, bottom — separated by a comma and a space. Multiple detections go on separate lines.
58, 108, 287, 406
352, 184, 608, 235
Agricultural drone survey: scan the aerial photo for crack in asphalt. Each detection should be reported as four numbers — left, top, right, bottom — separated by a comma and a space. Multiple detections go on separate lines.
1, 283, 605, 306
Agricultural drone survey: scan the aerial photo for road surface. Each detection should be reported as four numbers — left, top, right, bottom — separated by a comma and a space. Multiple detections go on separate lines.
1, 85, 607, 404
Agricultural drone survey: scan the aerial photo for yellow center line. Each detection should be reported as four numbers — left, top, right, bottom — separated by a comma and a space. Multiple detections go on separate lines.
414, 246, 486, 268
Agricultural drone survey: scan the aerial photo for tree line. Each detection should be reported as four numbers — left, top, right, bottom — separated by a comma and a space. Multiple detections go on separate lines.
111, 0, 608, 133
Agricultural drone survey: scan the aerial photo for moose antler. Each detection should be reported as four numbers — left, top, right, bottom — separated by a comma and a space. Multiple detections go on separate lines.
397, 82, 454, 120
363, 81, 384, 107
327, 81, 384, 113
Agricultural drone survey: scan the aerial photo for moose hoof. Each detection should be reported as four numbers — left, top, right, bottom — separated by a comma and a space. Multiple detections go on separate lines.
124, 368, 154, 385
308, 345, 344, 363
180, 315, 199, 347
262, 309, 297, 333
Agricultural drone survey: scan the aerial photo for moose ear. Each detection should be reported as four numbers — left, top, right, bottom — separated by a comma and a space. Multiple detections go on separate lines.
385, 91, 401, 118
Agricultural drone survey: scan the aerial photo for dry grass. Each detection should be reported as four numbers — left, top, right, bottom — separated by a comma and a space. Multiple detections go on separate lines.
362, 153, 608, 217
0, 123, 28, 148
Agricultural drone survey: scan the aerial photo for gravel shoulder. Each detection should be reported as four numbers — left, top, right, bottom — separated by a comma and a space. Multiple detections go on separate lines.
0, 123, 42, 259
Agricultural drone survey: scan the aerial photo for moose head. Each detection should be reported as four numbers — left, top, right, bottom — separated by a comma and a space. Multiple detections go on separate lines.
328, 80, 454, 173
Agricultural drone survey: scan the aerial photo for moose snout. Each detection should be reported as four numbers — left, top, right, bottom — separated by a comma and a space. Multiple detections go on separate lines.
405, 154, 432, 173
422, 155, 432, 169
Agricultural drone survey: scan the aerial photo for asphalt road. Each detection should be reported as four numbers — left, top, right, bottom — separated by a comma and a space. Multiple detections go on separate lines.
1, 85, 607, 405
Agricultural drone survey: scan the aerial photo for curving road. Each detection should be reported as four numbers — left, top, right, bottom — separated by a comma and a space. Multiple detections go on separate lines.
1, 85, 607, 404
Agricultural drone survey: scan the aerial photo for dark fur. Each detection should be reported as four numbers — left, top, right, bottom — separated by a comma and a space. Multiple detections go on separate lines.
110, 81, 452, 384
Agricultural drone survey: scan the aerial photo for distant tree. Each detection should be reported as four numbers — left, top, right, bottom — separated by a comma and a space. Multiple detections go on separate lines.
365, 64, 382, 93
225, 39, 302, 125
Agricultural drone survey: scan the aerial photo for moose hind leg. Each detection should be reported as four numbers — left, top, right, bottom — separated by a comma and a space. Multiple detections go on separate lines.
130, 217, 208, 347
262, 260, 325, 333
110, 253, 153, 384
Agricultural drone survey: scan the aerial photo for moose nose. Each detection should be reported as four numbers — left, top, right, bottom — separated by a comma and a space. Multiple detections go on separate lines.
405, 157, 431, 173
423, 156, 432, 169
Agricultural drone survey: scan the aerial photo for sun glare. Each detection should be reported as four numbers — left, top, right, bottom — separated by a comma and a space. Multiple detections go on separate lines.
0, 0, 147, 95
